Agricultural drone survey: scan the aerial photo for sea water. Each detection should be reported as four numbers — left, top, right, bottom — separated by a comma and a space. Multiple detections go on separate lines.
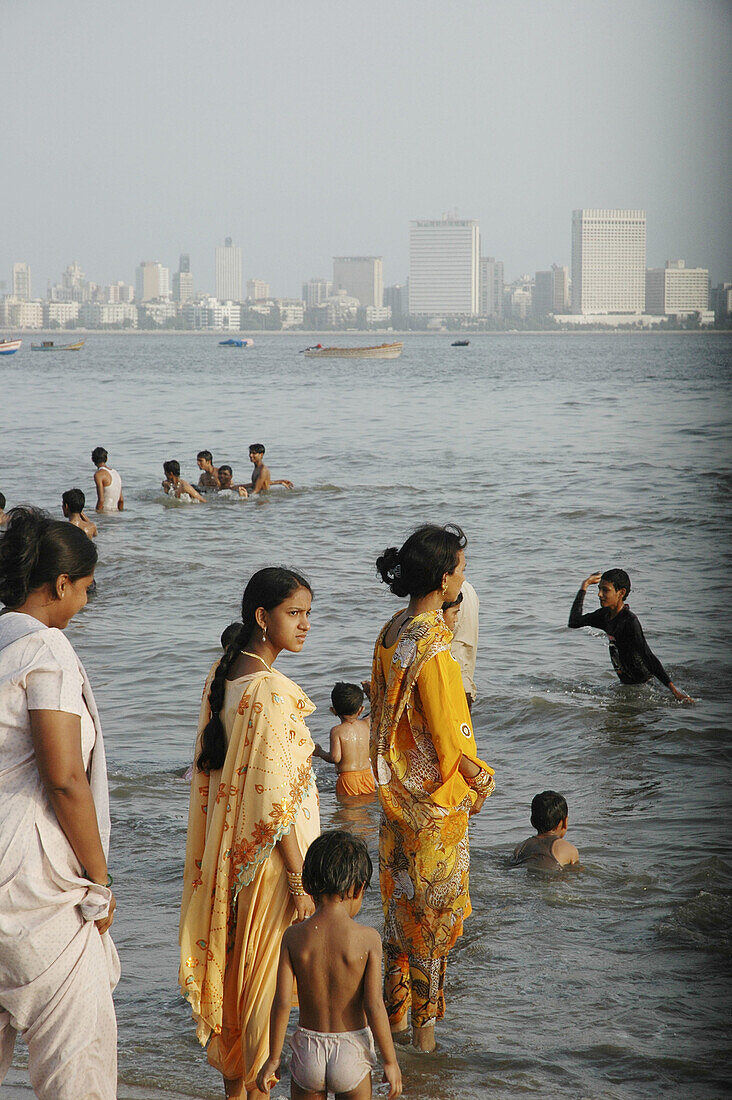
2, 332, 731, 1098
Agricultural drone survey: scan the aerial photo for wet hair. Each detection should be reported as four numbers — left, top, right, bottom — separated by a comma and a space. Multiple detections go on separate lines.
302, 830, 372, 900
218, 465, 232, 476
331, 682, 364, 718
0, 492, 5, 511
601, 568, 631, 598
530, 791, 569, 834
62, 488, 85, 514
196, 567, 312, 772
163, 460, 180, 477
197, 450, 213, 462
442, 590, 464, 612
376, 523, 467, 599
91, 446, 108, 466
220, 621, 241, 649
0, 507, 98, 609
248, 443, 265, 455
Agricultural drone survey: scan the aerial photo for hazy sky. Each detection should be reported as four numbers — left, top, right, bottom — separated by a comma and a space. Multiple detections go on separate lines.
3, 0, 730, 296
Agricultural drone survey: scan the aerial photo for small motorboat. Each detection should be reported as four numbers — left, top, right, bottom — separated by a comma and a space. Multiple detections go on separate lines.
219, 338, 254, 347
0, 338, 22, 355
451, 339, 470, 347
31, 339, 85, 351
302, 342, 403, 359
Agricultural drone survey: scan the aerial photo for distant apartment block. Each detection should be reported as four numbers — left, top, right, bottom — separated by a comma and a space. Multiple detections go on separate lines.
645, 260, 709, 316
275, 298, 305, 328
302, 279, 333, 308
0, 297, 43, 327
136, 261, 170, 302
409, 218, 480, 315
215, 237, 243, 302
333, 257, 383, 308
534, 264, 569, 316
173, 255, 194, 303
247, 279, 270, 301
80, 302, 138, 327
479, 257, 504, 318
44, 301, 80, 326
571, 209, 646, 314
13, 263, 31, 301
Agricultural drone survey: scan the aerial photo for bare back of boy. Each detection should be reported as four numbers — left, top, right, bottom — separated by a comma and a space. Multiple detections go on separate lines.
330, 718, 371, 775
282, 908, 381, 1034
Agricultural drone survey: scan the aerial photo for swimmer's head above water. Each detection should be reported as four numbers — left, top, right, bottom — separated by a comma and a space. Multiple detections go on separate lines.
530, 791, 569, 834
163, 460, 180, 478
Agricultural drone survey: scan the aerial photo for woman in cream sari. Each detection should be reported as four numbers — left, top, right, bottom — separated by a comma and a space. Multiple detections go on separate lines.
370, 524, 495, 1053
180, 568, 319, 1100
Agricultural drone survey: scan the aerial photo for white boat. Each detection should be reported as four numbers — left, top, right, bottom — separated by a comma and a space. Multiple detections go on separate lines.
302, 342, 403, 359
0, 338, 22, 355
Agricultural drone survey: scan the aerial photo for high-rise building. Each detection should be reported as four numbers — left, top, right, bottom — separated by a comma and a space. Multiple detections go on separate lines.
135, 261, 170, 302
215, 237, 243, 302
409, 218, 480, 315
302, 279, 333, 308
332, 257, 383, 308
645, 260, 709, 316
384, 284, 408, 317
479, 257, 504, 318
247, 279, 270, 301
533, 264, 569, 316
13, 262, 31, 301
172, 255, 194, 303
571, 209, 646, 314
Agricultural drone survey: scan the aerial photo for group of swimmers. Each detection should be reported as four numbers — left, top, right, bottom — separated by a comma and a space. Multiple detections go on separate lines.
162, 446, 294, 503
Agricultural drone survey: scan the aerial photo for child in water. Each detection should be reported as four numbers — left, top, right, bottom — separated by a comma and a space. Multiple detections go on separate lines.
313, 683, 375, 799
257, 830, 402, 1099
568, 569, 693, 702
511, 791, 579, 870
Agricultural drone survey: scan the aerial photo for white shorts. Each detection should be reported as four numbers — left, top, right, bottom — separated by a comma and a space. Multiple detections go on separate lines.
289, 1025, 377, 1095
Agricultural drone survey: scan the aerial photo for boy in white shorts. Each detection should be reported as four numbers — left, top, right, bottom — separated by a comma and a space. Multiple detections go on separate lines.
257, 830, 402, 1099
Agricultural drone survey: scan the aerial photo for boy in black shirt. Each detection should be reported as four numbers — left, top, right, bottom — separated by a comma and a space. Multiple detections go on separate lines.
569, 569, 693, 702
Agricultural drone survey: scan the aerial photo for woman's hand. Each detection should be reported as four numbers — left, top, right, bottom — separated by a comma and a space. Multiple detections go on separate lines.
469, 794, 486, 817
96, 889, 116, 934
292, 893, 315, 922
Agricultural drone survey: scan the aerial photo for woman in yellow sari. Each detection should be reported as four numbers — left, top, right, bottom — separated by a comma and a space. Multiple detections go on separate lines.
370, 524, 495, 1053
180, 568, 320, 1100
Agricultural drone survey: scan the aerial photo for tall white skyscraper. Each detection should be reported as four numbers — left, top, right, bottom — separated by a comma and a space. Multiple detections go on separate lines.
13, 262, 31, 301
571, 209, 646, 314
409, 218, 480, 315
215, 237, 243, 302
332, 257, 383, 308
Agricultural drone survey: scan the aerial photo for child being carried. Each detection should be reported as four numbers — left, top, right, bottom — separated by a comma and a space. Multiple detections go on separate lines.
313, 682, 376, 799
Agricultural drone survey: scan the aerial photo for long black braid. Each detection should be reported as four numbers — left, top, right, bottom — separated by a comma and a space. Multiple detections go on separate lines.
196, 567, 312, 772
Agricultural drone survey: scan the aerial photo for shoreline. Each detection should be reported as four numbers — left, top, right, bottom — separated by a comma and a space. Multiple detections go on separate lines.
2, 328, 730, 338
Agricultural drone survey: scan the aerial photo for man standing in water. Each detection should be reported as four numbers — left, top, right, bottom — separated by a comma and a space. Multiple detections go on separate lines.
196, 450, 220, 491
245, 443, 294, 494
568, 569, 693, 702
91, 447, 124, 512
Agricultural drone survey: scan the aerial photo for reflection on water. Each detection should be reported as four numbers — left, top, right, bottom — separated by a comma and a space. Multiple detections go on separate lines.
2, 333, 731, 1099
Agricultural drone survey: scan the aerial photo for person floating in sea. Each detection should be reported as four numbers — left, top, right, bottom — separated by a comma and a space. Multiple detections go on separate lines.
313, 682, 376, 800
217, 466, 249, 498
245, 444, 294, 494
196, 450, 220, 491
62, 488, 98, 539
91, 447, 124, 513
162, 460, 207, 503
256, 830, 402, 1099
568, 569, 693, 703
510, 791, 579, 871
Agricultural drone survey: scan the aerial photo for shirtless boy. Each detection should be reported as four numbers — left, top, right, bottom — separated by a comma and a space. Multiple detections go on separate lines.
161, 460, 206, 503
257, 830, 402, 1100
91, 446, 124, 512
62, 488, 98, 538
511, 791, 579, 871
196, 450, 220, 491
217, 465, 249, 497
245, 443, 294, 494
568, 569, 692, 702
313, 682, 375, 799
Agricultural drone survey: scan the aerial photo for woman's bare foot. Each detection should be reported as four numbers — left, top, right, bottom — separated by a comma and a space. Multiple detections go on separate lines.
412, 1023, 436, 1052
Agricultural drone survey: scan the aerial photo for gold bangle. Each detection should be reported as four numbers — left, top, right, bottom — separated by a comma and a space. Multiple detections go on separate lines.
471, 769, 495, 798
286, 871, 307, 897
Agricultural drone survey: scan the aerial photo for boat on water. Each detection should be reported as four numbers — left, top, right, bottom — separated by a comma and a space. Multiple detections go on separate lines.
451, 339, 470, 346
219, 338, 254, 347
302, 342, 403, 359
31, 339, 85, 351
0, 338, 22, 355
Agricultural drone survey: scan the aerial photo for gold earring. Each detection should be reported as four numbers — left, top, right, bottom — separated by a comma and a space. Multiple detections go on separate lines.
262, 625, 267, 642
441, 578, 448, 596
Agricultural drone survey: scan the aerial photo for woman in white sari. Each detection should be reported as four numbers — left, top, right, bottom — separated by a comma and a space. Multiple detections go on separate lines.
0, 508, 119, 1099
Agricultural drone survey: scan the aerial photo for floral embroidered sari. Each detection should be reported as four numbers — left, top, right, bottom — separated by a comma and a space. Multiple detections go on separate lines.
179, 664, 319, 1086
370, 609, 494, 1026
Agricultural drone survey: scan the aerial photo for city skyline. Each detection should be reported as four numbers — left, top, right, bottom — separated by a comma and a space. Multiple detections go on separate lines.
1, 1, 729, 297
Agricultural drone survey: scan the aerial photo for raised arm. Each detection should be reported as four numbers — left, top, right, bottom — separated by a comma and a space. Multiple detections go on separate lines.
568, 573, 603, 628
256, 937, 296, 1094
363, 932, 402, 1098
